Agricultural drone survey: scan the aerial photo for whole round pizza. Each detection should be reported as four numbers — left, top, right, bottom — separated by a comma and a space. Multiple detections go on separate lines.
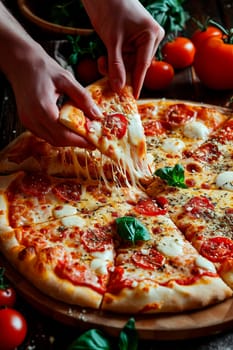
0, 78, 233, 318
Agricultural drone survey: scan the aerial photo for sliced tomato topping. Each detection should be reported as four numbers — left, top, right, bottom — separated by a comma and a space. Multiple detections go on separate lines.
107, 266, 134, 294
184, 196, 215, 217
216, 119, 233, 144
142, 120, 168, 136
138, 103, 157, 120
134, 198, 167, 216
132, 248, 165, 270
102, 113, 128, 139
55, 260, 106, 293
81, 226, 112, 252
225, 208, 233, 215
155, 196, 169, 209
192, 142, 221, 163
20, 172, 51, 196
200, 237, 233, 262
86, 184, 111, 203
165, 103, 195, 127
53, 181, 81, 202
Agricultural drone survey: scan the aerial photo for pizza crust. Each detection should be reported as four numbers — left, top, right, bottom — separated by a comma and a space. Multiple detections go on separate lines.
102, 277, 232, 314
0, 238, 103, 309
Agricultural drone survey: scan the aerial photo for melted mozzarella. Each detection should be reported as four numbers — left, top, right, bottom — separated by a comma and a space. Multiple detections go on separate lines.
161, 138, 185, 153
91, 250, 114, 274
183, 121, 209, 139
128, 113, 145, 146
61, 215, 86, 228
54, 204, 77, 218
157, 236, 184, 257
92, 250, 114, 261
90, 258, 108, 274
216, 171, 233, 191
195, 255, 216, 273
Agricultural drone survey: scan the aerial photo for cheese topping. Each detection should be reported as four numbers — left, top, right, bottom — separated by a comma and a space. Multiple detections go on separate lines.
128, 112, 145, 146
195, 255, 216, 273
161, 138, 185, 153
61, 215, 86, 228
54, 205, 77, 218
183, 121, 209, 139
157, 236, 184, 257
216, 171, 233, 191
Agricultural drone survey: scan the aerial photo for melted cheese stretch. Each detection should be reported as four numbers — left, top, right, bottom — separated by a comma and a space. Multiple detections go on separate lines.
59, 78, 152, 188
69, 144, 152, 190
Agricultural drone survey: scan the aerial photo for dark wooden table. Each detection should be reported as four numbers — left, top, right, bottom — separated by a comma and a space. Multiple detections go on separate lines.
1, 0, 233, 349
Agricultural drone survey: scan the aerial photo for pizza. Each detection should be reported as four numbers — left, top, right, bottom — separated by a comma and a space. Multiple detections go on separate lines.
146, 186, 233, 290
0, 89, 233, 315
0, 171, 231, 313
59, 77, 151, 186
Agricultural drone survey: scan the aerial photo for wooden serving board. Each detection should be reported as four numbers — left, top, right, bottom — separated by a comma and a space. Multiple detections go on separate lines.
1, 253, 233, 341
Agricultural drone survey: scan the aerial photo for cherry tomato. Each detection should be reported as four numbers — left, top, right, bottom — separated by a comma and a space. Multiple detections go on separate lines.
103, 113, 128, 139
143, 59, 174, 91
191, 25, 223, 50
0, 308, 27, 350
53, 181, 81, 202
76, 57, 101, 85
0, 287, 16, 308
162, 37, 196, 69
194, 36, 233, 90
184, 196, 215, 217
134, 199, 167, 216
81, 227, 112, 252
21, 172, 51, 196
132, 248, 165, 270
192, 142, 222, 163
164, 103, 195, 127
200, 237, 233, 262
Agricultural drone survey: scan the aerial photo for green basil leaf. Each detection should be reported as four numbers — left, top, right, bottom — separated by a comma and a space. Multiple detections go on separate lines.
118, 318, 138, 350
116, 216, 150, 244
140, 0, 190, 33
67, 329, 111, 350
155, 164, 187, 188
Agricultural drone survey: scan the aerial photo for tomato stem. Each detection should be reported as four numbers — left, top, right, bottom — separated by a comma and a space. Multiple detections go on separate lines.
0, 267, 8, 289
191, 16, 213, 31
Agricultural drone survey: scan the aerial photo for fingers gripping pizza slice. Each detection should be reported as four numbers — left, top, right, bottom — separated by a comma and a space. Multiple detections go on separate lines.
59, 78, 150, 185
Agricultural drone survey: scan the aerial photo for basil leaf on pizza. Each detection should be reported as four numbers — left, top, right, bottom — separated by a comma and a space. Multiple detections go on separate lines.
116, 216, 150, 244
155, 164, 187, 188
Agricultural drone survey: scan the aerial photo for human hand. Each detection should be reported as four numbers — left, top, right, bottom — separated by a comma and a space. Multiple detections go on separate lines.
6, 44, 103, 148
82, 0, 165, 98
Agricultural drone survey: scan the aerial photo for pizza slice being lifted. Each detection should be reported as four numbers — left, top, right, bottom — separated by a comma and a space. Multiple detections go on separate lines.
59, 78, 151, 185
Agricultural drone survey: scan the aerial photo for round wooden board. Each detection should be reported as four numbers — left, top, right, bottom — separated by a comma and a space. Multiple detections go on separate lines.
17, 0, 94, 36
1, 254, 233, 341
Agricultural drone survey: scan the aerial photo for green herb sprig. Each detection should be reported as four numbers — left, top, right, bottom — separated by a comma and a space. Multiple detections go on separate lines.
155, 164, 187, 188
140, 0, 190, 34
116, 216, 150, 245
67, 318, 138, 350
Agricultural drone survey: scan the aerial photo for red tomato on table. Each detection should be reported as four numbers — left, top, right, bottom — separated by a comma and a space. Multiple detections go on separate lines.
0, 308, 27, 350
191, 25, 223, 50
194, 36, 233, 90
0, 287, 16, 308
162, 37, 196, 69
76, 57, 101, 85
143, 59, 174, 91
